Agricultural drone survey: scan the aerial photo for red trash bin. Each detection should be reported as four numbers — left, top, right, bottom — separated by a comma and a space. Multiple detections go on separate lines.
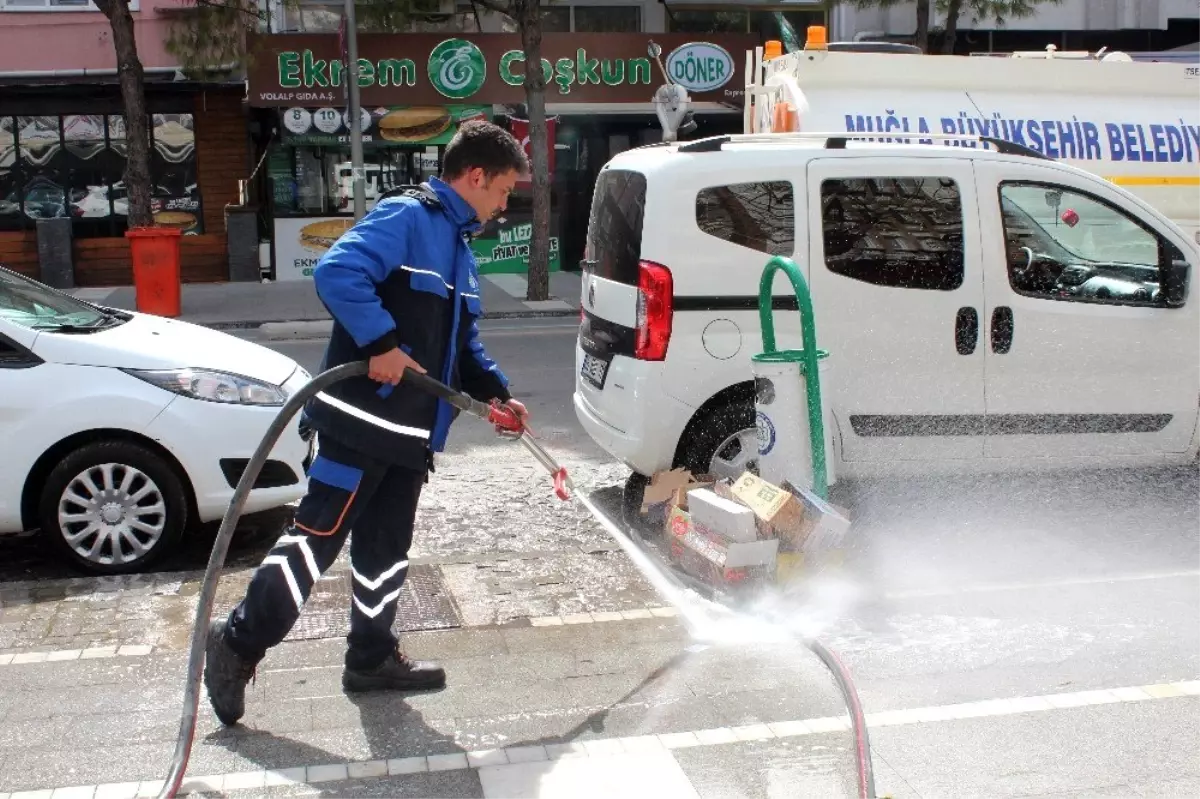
126, 226, 183, 317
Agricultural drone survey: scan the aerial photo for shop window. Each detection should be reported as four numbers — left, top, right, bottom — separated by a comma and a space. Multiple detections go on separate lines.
150, 114, 201, 234
0, 112, 202, 237
667, 9, 748, 34
820, 177, 964, 291
502, 7, 570, 33
0, 117, 19, 231
574, 6, 640, 33
667, 8, 825, 39
271, 144, 444, 217
696, 181, 794, 256
289, 0, 476, 33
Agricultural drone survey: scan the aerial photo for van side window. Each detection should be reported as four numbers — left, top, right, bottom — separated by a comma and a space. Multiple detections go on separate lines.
695, 182, 794, 256
999, 182, 1177, 307
820, 177, 964, 291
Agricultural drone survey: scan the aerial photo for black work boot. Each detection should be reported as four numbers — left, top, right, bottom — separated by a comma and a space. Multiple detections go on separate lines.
203, 619, 257, 726
342, 647, 446, 693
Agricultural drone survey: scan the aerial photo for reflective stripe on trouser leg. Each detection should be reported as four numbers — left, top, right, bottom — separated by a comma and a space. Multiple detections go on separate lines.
352, 559, 410, 618
225, 529, 348, 662
225, 436, 385, 663
344, 463, 424, 671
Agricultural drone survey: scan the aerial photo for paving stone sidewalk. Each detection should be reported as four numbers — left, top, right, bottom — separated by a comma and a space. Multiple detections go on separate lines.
0, 458, 654, 657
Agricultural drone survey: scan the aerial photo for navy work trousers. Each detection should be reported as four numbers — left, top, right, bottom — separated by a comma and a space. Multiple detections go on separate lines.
225, 435, 425, 671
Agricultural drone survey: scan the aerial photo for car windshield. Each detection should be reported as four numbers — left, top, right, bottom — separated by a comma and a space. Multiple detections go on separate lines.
0, 267, 110, 329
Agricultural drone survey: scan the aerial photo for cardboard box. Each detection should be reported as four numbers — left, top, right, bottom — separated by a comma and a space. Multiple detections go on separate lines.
670, 522, 778, 590
730, 472, 806, 535
731, 472, 852, 554
687, 488, 759, 543
641, 469, 716, 525
665, 504, 693, 542
784, 481, 853, 554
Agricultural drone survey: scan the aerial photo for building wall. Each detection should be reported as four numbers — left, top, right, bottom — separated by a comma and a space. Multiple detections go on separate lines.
0, 0, 194, 74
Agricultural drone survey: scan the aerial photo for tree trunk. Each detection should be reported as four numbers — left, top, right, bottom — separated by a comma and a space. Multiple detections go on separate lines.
97, 0, 153, 228
519, 1, 551, 302
915, 0, 931, 53
940, 0, 963, 55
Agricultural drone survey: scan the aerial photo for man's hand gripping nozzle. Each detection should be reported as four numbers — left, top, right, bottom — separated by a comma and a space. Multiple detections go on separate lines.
487, 401, 570, 501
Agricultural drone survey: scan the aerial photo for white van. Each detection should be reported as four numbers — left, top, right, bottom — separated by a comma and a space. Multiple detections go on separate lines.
573, 133, 1200, 487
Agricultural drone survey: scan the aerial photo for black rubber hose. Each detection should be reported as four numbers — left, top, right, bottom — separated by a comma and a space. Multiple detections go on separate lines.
158, 361, 369, 799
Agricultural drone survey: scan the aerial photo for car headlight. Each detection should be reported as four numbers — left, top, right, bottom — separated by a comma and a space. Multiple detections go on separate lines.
123, 368, 287, 406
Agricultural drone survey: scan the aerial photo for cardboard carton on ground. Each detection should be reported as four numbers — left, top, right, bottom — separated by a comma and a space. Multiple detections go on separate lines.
782, 481, 853, 555
641, 468, 716, 524
730, 472, 806, 539
731, 472, 852, 554
669, 521, 779, 590
687, 488, 759, 543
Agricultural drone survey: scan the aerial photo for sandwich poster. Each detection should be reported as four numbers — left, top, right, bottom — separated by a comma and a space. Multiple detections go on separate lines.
470, 216, 562, 275
281, 105, 490, 146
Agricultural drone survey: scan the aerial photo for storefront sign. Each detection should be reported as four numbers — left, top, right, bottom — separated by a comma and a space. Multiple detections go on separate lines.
281, 104, 490, 146
273, 216, 353, 281
666, 42, 735, 94
247, 33, 756, 107
471, 218, 561, 275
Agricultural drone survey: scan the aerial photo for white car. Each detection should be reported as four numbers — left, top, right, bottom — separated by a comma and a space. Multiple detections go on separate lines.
575, 135, 1200, 495
0, 266, 312, 574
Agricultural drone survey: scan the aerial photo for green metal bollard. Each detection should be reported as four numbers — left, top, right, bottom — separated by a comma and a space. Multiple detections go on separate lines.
751, 255, 829, 500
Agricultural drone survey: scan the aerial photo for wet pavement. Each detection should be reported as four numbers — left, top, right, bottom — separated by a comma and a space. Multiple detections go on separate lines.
1, 323, 1198, 797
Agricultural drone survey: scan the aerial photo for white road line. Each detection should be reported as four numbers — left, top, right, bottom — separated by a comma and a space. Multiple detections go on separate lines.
25, 680, 1200, 798
884, 569, 1200, 600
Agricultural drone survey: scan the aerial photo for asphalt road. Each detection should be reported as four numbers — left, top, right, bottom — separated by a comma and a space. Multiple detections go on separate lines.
1, 319, 1197, 797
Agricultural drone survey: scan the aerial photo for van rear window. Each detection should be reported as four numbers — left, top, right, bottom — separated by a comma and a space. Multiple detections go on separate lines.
585, 169, 646, 285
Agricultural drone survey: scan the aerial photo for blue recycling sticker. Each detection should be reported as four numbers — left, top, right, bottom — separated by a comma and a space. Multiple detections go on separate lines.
756, 410, 776, 456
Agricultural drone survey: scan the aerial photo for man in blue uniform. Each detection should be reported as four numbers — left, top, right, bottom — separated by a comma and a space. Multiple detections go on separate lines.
203, 120, 530, 726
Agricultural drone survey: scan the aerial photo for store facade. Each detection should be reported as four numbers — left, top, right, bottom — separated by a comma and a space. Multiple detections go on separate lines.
0, 79, 247, 286
245, 32, 756, 279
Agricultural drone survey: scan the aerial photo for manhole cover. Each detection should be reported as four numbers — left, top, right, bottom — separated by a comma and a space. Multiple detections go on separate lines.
214, 564, 462, 641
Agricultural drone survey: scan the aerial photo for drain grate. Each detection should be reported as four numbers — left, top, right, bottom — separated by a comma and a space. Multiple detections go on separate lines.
214, 565, 462, 642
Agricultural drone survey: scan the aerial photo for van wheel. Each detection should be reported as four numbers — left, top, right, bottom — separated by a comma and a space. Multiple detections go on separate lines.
38, 441, 187, 575
680, 400, 759, 482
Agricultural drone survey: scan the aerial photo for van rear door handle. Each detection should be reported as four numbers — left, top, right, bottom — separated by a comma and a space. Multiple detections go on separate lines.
955, 307, 978, 355
991, 306, 1014, 354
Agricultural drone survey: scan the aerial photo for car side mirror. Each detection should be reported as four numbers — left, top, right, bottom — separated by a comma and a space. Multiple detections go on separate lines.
1162, 257, 1190, 308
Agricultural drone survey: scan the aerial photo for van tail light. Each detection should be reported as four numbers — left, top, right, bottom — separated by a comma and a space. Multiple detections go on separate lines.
635, 260, 673, 361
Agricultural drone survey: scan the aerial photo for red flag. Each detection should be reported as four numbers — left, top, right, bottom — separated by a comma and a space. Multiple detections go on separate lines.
509, 116, 556, 186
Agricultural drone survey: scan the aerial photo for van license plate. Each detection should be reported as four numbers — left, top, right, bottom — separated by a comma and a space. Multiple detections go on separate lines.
581, 353, 609, 388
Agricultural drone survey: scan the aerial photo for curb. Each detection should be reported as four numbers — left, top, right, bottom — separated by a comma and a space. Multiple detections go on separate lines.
203, 308, 580, 338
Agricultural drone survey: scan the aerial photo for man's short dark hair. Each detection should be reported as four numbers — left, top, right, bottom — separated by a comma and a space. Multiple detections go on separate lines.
442, 119, 530, 181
